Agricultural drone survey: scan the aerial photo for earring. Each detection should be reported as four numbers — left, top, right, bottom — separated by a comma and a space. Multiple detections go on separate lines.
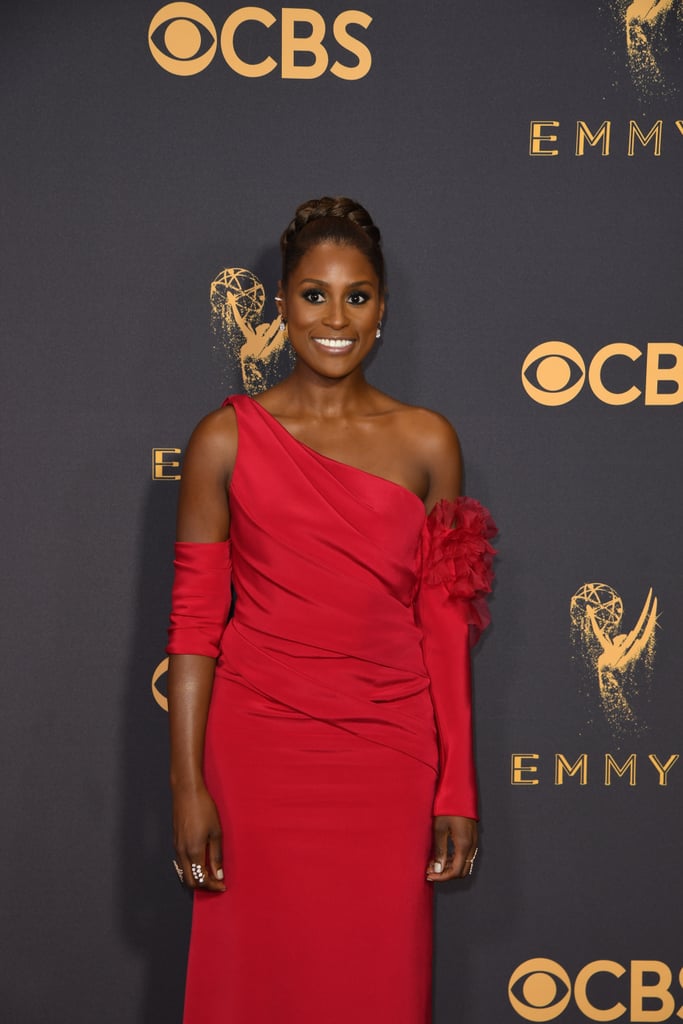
279, 319, 287, 332
376, 321, 382, 340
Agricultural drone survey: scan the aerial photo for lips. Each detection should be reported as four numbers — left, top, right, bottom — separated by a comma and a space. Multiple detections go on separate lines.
312, 337, 355, 351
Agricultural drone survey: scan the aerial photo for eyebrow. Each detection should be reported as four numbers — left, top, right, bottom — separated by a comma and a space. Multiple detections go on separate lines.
298, 278, 375, 288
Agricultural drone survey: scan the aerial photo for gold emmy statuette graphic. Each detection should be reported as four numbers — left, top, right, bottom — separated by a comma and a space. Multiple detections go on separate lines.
610, 0, 683, 97
570, 583, 658, 738
210, 268, 295, 395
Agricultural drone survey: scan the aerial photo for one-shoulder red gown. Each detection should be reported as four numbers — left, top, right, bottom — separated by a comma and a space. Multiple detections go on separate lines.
167, 394, 496, 1024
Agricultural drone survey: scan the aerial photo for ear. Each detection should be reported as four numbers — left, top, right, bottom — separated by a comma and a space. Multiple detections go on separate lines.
378, 294, 386, 324
276, 282, 286, 319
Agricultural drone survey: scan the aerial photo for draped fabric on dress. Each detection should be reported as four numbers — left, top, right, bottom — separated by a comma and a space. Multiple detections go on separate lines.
167, 393, 496, 1024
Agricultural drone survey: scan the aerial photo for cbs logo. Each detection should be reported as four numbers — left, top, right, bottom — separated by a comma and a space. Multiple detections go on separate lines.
509, 957, 683, 1022
148, 3, 372, 79
522, 341, 683, 406
151, 657, 169, 711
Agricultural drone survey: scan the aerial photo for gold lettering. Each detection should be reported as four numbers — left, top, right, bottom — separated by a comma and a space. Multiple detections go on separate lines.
589, 343, 642, 405
676, 120, 683, 137
628, 120, 663, 157
221, 7, 277, 78
511, 753, 539, 785
648, 754, 679, 786
331, 10, 372, 80
630, 961, 675, 1022
645, 343, 683, 406
605, 754, 637, 786
281, 8, 328, 79
529, 121, 559, 156
574, 960, 626, 1022
152, 447, 182, 481
555, 753, 588, 785
576, 120, 611, 156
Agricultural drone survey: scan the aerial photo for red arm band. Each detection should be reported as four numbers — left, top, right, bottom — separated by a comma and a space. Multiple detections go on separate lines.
166, 540, 232, 658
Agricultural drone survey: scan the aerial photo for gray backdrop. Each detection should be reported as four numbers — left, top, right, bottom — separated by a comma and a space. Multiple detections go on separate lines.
2, 2, 682, 1021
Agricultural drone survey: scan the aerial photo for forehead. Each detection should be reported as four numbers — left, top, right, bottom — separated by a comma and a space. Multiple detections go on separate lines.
290, 241, 378, 285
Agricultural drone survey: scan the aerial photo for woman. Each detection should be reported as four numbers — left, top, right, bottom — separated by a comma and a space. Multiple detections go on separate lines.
167, 196, 496, 1023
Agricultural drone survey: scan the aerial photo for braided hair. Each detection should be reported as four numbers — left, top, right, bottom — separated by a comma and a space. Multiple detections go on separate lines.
280, 196, 385, 293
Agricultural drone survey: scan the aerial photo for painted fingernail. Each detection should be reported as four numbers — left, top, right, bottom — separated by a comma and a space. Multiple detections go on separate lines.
432, 862, 443, 874
216, 868, 224, 880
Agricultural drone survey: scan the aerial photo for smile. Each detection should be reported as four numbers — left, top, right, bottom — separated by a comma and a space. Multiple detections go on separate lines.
312, 337, 355, 351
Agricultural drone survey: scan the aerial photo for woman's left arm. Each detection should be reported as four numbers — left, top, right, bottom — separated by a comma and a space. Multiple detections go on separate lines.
413, 412, 493, 882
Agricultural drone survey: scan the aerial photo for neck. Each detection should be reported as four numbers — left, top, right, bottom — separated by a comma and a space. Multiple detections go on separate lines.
278, 362, 373, 418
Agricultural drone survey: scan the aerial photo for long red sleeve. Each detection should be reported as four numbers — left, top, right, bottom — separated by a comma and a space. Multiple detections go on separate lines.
166, 540, 232, 658
416, 498, 497, 819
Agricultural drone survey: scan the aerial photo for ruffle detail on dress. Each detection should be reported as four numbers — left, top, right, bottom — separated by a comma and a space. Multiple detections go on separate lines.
421, 497, 497, 643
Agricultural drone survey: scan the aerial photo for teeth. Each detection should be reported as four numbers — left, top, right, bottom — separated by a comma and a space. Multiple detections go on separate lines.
313, 338, 354, 349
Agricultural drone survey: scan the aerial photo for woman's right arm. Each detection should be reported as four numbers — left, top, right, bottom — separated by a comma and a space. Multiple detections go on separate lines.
167, 406, 237, 892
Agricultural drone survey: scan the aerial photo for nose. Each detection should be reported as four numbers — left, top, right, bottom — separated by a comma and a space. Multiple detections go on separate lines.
322, 296, 349, 330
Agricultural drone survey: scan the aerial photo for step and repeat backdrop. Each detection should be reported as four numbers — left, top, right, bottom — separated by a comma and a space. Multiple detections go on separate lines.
2, 2, 682, 1021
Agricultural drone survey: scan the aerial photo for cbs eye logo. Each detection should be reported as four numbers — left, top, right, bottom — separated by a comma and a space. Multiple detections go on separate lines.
508, 960, 571, 1022
522, 342, 585, 407
148, 3, 373, 79
148, 3, 217, 75
522, 340, 683, 406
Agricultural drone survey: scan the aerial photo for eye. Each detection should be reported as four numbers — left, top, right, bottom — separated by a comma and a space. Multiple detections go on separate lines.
508, 959, 571, 1021
302, 289, 325, 303
521, 342, 586, 406
347, 291, 370, 305
148, 4, 217, 76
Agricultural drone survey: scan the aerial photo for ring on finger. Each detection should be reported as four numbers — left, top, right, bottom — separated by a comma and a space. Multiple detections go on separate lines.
191, 862, 207, 885
467, 847, 479, 875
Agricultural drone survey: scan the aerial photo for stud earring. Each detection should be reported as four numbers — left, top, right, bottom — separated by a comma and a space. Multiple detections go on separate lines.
376, 321, 382, 340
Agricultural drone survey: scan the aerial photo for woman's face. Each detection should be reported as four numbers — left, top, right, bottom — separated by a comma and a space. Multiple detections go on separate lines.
279, 241, 384, 380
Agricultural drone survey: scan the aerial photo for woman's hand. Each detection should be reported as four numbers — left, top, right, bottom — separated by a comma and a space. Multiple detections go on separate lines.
426, 815, 478, 882
172, 782, 226, 893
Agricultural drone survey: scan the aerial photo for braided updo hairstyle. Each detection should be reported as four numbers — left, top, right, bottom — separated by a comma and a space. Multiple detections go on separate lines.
280, 196, 385, 293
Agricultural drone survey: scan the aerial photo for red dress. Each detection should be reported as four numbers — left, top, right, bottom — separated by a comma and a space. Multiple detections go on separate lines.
167, 394, 496, 1024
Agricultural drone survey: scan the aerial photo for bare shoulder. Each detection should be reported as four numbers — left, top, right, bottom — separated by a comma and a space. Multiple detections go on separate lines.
379, 397, 462, 504
400, 405, 461, 461
377, 395, 461, 465
184, 403, 238, 480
